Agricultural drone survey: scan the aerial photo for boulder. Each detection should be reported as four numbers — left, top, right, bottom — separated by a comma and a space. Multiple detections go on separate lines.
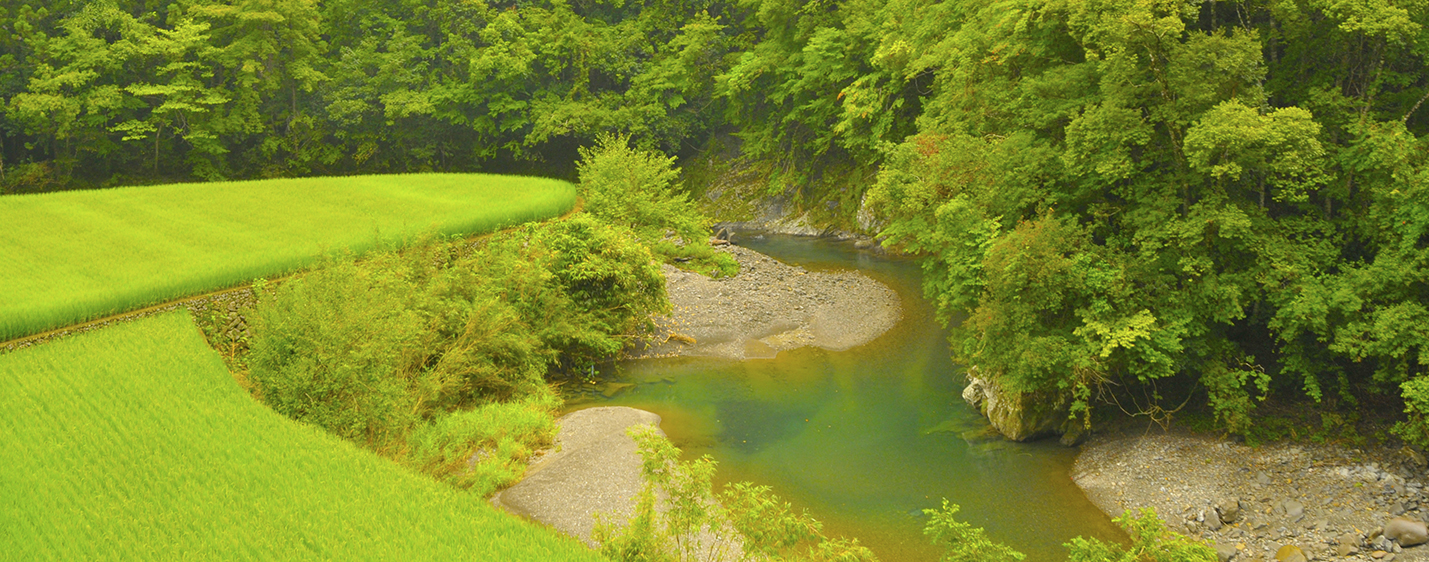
961, 369, 1071, 442
1274, 544, 1307, 562
1218, 498, 1242, 524
1215, 542, 1238, 562
1385, 517, 1429, 547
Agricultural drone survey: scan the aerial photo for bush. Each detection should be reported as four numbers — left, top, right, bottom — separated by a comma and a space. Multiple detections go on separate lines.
474, 213, 670, 372
923, 501, 1025, 562
1064, 509, 1216, 562
577, 133, 737, 277
407, 391, 561, 496
594, 426, 877, 562
245, 214, 671, 485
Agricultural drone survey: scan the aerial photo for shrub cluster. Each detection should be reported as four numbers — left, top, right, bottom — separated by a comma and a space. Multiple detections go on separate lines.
244, 214, 667, 492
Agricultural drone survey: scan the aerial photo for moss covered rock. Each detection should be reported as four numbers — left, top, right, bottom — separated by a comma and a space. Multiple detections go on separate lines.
961, 369, 1071, 442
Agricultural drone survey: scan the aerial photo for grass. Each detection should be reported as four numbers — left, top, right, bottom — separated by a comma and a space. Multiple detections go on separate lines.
0, 311, 604, 561
0, 173, 577, 341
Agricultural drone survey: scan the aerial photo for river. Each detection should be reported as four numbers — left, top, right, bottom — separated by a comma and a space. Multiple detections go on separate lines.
565, 234, 1124, 562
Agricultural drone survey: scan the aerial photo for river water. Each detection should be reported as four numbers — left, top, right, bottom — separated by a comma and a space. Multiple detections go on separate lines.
567, 234, 1124, 562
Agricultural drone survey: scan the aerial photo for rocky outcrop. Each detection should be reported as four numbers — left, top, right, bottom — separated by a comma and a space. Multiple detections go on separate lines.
960, 369, 1071, 442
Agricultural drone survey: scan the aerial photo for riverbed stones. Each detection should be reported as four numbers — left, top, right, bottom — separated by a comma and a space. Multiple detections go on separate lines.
1275, 544, 1307, 562
1220, 498, 1242, 524
1215, 542, 1239, 562
494, 407, 663, 545
1385, 517, 1429, 546
632, 245, 901, 361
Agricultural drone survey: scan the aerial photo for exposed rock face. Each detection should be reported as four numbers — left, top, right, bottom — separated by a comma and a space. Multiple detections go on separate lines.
960, 369, 1071, 442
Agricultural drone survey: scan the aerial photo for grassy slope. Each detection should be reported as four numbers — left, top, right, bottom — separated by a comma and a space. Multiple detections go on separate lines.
0, 311, 602, 561
0, 173, 576, 341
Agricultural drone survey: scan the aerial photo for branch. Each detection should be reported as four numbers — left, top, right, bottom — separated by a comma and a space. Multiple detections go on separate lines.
1403, 87, 1429, 125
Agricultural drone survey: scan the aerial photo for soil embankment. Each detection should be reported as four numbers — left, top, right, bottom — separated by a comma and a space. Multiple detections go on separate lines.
630, 244, 901, 360
1075, 427, 1429, 561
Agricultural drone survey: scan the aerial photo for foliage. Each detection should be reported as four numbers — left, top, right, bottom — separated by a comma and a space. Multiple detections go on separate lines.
406, 391, 560, 497
246, 213, 665, 484
577, 133, 739, 277
5, 0, 1429, 436
474, 213, 671, 371
0, 311, 600, 560
1065, 509, 1216, 562
861, 0, 1429, 434
922, 500, 1026, 562
0, 173, 575, 342
594, 425, 878, 562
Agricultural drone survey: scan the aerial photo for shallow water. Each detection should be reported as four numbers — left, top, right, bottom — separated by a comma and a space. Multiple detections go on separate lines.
568, 235, 1124, 561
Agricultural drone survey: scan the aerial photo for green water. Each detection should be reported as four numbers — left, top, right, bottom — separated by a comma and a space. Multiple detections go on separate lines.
569, 235, 1124, 562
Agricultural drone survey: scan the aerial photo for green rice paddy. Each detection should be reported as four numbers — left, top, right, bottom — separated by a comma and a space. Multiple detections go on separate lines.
0, 311, 603, 561
0, 173, 576, 341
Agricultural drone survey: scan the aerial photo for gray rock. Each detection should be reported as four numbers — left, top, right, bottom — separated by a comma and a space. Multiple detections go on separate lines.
1385, 517, 1429, 547
1216, 542, 1239, 562
1220, 499, 1242, 524
1393, 501, 1407, 516
962, 370, 1072, 442
1285, 500, 1305, 521
1337, 543, 1356, 557
1259, 472, 1273, 486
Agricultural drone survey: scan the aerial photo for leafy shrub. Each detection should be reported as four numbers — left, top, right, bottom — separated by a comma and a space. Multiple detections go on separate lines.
1394, 376, 1429, 448
246, 253, 436, 451
407, 391, 561, 496
474, 213, 670, 371
577, 133, 737, 277
594, 426, 877, 562
922, 501, 1025, 562
1065, 508, 1216, 562
247, 214, 669, 474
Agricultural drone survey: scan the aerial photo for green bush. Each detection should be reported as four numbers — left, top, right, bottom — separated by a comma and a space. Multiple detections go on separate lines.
246, 254, 436, 451
407, 391, 561, 496
1064, 509, 1216, 562
595, 426, 877, 562
577, 133, 737, 278
923, 501, 1025, 562
474, 213, 670, 371
1394, 376, 1429, 448
245, 214, 669, 485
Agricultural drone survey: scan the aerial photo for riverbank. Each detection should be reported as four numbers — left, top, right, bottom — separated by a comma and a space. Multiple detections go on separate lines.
1074, 427, 1429, 561
628, 244, 901, 360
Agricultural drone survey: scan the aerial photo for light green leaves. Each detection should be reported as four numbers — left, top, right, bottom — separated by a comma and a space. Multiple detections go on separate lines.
1184, 100, 1328, 203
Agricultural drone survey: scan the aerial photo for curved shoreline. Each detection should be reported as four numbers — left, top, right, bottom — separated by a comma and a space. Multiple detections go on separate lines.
629, 244, 902, 360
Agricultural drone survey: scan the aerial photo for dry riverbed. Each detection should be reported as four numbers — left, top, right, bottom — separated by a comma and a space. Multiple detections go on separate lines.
1075, 427, 1429, 562
628, 244, 901, 360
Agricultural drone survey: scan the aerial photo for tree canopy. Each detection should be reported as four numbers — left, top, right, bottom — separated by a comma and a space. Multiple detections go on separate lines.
3, 0, 1428, 440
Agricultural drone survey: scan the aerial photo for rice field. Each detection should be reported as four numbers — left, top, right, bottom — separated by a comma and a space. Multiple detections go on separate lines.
0, 173, 577, 341
0, 311, 603, 561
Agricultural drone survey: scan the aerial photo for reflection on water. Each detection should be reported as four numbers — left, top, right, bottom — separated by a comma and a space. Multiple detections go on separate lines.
568, 235, 1124, 562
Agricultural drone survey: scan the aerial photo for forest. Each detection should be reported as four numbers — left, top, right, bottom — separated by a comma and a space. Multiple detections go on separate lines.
2, 0, 1428, 444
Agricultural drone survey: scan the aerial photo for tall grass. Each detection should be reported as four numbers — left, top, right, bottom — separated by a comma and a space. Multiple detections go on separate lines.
0, 311, 603, 561
0, 173, 576, 341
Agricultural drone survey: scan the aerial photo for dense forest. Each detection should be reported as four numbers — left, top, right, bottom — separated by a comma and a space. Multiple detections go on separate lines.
3, 0, 1428, 443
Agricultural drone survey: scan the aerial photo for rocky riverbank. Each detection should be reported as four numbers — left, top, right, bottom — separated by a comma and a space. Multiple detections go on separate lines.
1074, 427, 1429, 562
628, 244, 901, 360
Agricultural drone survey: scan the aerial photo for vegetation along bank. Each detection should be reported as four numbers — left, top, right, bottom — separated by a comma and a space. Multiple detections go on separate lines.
5, 0, 1429, 559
